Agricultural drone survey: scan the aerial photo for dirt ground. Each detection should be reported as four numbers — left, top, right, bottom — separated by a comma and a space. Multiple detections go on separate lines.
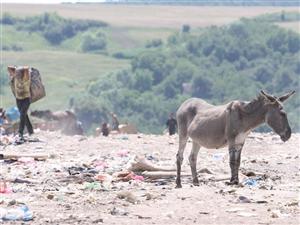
0, 130, 299, 224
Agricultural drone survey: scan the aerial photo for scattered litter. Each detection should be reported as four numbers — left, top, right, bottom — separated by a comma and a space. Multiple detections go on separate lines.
212, 153, 226, 161
117, 150, 129, 157
0, 180, 12, 194
243, 178, 258, 187
84, 182, 101, 191
237, 212, 257, 217
226, 207, 245, 213
0, 204, 33, 221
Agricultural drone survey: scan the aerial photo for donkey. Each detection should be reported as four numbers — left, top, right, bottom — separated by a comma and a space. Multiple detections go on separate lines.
175, 90, 295, 188
31, 110, 83, 135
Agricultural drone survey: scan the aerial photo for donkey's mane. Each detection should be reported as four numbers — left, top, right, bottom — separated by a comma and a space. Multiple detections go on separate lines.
241, 95, 265, 114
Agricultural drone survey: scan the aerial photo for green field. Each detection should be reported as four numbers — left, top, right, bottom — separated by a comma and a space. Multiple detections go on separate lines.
1, 50, 129, 110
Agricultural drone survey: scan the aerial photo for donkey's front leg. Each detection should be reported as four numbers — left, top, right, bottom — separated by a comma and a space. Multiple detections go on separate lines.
226, 144, 243, 185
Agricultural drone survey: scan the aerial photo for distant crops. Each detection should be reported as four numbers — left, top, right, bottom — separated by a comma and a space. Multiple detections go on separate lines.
2, 4, 299, 28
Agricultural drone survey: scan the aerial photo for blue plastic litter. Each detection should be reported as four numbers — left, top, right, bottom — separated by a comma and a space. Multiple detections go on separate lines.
1, 204, 33, 221
5, 107, 20, 121
243, 178, 258, 187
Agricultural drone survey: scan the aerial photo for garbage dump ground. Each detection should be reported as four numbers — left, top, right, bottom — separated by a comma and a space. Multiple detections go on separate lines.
0, 131, 299, 224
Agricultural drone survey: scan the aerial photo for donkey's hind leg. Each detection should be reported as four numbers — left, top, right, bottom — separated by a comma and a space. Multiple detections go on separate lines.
189, 141, 200, 186
176, 135, 188, 188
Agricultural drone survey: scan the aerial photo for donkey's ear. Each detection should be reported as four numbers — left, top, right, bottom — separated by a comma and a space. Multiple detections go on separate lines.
260, 90, 276, 102
278, 91, 295, 102
7, 66, 16, 77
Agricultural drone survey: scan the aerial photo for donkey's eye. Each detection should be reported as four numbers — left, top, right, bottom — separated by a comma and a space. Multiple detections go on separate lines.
280, 111, 286, 116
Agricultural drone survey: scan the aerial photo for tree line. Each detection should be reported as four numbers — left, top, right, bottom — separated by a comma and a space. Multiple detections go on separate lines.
74, 16, 300, 133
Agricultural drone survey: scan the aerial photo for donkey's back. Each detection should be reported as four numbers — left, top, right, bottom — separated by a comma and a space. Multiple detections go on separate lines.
176, 98, 229, 148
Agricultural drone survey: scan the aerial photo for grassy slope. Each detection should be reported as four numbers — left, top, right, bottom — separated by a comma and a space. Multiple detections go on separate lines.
1, 50, 130, 110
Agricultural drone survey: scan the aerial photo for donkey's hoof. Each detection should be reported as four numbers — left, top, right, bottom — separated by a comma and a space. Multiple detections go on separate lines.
225, 180, 239, 186
192, 179, 200, 186
175, 184, 182, 189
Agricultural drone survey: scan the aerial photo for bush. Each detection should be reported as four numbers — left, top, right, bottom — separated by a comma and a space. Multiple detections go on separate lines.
145, 39, 163, 48
1, 13, 16, 25
81, 32, 107, 52
43, 26, 64, 45
1, 12, 108, 45
182, 24, 190, 33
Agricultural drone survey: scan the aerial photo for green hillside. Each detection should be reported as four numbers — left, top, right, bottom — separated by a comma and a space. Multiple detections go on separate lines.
73, 16, 300, 133
1, 11, 299, 134
0, 12, 173, 110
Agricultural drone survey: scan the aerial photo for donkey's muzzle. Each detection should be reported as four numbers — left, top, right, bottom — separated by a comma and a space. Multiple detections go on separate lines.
280, 127, 291, 142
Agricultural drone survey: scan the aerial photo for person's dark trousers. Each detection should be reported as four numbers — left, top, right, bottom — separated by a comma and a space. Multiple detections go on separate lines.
16, 98, 33, 137
169, 129, 176, 135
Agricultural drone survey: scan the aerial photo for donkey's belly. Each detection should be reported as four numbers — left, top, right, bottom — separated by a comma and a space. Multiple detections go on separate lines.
197, 136, 228, 149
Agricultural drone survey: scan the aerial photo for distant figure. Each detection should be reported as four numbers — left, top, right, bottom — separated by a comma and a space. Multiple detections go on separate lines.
166, 113, 177, 135
101, 122, 109, 136
8, 66, 34, 140
110, 112, 120, 131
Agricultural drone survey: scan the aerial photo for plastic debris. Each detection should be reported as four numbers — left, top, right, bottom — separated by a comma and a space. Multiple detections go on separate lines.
0, 180, 12, 194
212, 153, 226, 161
117, 150, 129, 157
0, 204, 33, 221
243, 178, 258, 187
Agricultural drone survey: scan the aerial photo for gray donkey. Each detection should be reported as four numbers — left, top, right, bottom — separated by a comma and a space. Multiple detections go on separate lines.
176, 90, 295, 188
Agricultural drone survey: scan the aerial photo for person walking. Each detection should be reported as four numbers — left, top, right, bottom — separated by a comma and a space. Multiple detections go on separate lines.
8, 66, 34, 141
110, 112, 120, 132
166, 113, 177, 135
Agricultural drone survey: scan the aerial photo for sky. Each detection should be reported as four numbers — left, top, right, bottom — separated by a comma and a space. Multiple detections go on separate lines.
1, 0, 105, 3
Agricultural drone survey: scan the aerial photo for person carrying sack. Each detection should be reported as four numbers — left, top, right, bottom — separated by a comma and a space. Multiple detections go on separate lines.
7, 66, 34, 141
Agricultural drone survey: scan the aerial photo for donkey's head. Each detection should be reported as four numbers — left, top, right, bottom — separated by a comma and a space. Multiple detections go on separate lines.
261, 90, 295, 142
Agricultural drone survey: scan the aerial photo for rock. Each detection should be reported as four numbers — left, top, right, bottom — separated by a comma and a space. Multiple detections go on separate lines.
117, 191, 138, 204
238, 196, 251, 203
93, 218, 104, 223
198, 168, 213, 174
286, 201, 298, 207
144, 193, 154, 200
245, 171, 256, 177
7, 199, 17, 206
110, 207, 128, 216
164, 211, 174, 218
47, 194, 55, 200
136, 215, 152, 219
256, 200, 268, 204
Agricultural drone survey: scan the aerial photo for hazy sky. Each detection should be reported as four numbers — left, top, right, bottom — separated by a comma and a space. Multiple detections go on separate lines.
1, 0, 105, 3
